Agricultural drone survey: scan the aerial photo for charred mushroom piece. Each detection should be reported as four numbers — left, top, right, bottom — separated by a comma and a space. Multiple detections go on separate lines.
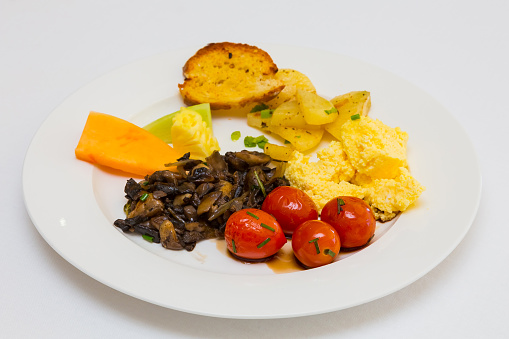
147, 170, 181, 185
177, 182, 196, 194
206, 151, 228, 177
183, 205, 198, 221
216, 180, 234, 199
197, 191, 222, 215
160, 220, 184, 250
173, 193, 192, 207
188, 164, 215, 183
165, 158, 203, 171
196, 182, 215, 197
167, 206, 187, 228
225, 152, 249, 171
234, 150, 271, 166
124, 178, 143, 200
152, 182, 178, 197
208, 192, 248, 221
244, 166, 267, 193
150, 215, 169, 230
114, 215, 148, 232
152, 190, 167, 199
133, 222, 161, 243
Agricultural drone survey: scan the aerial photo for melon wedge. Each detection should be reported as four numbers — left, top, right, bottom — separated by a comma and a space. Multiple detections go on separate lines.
75, 111, 181, 176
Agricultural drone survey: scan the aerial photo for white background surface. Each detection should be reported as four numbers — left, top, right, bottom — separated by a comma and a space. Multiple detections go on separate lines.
1, 1, 507, 338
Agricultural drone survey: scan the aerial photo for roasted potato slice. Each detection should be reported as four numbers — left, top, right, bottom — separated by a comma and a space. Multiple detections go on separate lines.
270, 101, 322, 130
247, 112, 271, 130
325, 91, 371, 140
266, 69, 316, 108
268, 125, 323, 152
264, 143, 294, 161
296, 89, 337, 125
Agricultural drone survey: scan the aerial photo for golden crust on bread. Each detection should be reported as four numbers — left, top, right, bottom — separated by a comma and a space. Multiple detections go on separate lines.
178, 42, 285, 110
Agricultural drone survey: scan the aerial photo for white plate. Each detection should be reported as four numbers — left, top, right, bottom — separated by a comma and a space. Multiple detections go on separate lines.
23, 44, 481, 319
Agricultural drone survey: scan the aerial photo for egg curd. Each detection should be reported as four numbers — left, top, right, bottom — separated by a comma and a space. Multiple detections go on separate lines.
284, 116, 425, 222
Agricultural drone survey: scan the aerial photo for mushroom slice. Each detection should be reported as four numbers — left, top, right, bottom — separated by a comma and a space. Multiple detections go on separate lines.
196, 183, 215, 197
197, 191, 221, 215
160, 220, 184, 250
234, 150, 271, 166
216, 180, 234, 201
183, 205, 198, 221
127, 194, 164, 219
173, 193, 192, 207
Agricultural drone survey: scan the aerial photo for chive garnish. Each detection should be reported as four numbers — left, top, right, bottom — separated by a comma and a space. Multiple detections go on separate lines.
257, 238, 271, 248
324, 249, 336, 258
231, 131, 241, 141
309, 238, 320, 254
350, 113, 361, 120
140, 193, 149, 202
246, 211, 259, 219
260, 223, 275, 232
260, 109, 274, 119
250, 103, 269, 113
232, 239, 237, 253
324, 107, 338, 115
253, 170, 266, 197
337, 198, 345, 214
244, 136, 257, 147
142, 234, 153, 242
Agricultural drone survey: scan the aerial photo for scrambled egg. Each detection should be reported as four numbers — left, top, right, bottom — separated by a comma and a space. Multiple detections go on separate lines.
285, 116, 425, 222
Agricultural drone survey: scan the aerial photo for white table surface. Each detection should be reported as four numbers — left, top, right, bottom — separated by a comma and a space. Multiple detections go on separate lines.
2, 1, 508, 338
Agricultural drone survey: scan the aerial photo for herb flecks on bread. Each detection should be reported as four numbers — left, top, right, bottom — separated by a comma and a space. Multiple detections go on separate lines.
178, 42, 285, 110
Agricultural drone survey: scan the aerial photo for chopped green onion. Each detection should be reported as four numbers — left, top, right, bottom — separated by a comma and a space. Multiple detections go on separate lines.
260, 223, 275, 232
324, 249, 336, 257
260, 109, 274, 119
142, 234, 153, 242
232, 239, 237, 253
244, 135, 268, 148
350, 114, 361, 120
244, 136, 257, 147
140, 193, 149, 202
295, 135, 301, 138
253, 170, 266, 197
254, 135, 269, 149
250, 103, 269, 113
284, 140, 291, 144
257, 238, 271, 248
324, 107, 338, 115
141, 181, 149, 186
231, 131, 241, 141
246, 211, 259, 219
308, 238, 320, 254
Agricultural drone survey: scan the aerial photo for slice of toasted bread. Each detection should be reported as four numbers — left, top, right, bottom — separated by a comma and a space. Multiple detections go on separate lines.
178, 42, 285, 110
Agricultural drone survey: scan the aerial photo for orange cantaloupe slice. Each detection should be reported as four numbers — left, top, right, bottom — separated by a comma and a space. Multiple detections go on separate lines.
75, 111, 181, 176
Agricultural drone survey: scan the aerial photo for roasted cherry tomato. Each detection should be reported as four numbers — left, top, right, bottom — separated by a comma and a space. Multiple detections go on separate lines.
320, 196, 376, 249
261, 186, 318, 235
291, 220, 340, 268
224, 208, 287, 261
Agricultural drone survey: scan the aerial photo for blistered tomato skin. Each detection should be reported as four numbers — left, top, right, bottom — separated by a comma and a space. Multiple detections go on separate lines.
291, 220, 341, 268
224, 209, 287, 260
321, 196, 376, 249
261, 186, 319, 235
